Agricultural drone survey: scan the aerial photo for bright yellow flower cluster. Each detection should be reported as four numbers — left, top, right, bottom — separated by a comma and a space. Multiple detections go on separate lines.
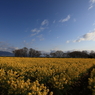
0, 57, 95, 95
0, 68, 52, 95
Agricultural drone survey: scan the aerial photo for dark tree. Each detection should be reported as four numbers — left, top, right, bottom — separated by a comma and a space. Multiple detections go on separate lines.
35, 50, 41, 57
50, 50, 64, 58
81, 50, 88, 58
13, 49, 23, 57
22, 47, 28, 57
43, 53, 50, 57
55, 50, 64, 58
50, 52, 56, 57
68, 51, 82, 58
29, 48, 41, 57
29, 48, 36, 57
89, 50, 95, 58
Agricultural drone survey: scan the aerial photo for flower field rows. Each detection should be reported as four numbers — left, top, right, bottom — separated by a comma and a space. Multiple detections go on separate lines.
0, 57, 95, 95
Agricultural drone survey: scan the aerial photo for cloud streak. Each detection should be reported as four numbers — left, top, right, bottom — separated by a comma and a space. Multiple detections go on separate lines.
73, 30, 95, 42
0, 41, 18, 52
37, 34, 44, 41
66, 40, 70, 43
90, 0, 95, 3
31, 19, 49, 37
88, 5, 93, 10
59, 15, 70, 22
88, 0, 95, 10
31, 27, 45, 36
41, 19, 49, 26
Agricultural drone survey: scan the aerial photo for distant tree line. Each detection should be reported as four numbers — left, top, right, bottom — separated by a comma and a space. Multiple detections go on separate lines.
49, 50, 95, 58
13, 47, 41, 57
13, 47, 95, 58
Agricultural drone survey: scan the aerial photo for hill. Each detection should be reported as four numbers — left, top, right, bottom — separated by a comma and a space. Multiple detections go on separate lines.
0, 51, 14, 56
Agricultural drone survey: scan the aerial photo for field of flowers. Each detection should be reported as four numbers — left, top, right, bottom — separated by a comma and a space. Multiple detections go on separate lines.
0, 57, 95, 95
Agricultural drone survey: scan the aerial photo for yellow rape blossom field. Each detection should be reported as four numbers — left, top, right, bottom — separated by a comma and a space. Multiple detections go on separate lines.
0, 57, 95, 95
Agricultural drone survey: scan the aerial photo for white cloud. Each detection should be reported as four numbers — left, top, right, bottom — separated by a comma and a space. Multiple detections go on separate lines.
73, 30, 95, 42
40, 27, 45, 30
31, 20, 48, 37
7, 47, 19, 52
90, 0, 95, 3
66, 40, 70, 43
0, 41, 18, 52
37, 34, 44, 41
41, 19, 49, 26
88, 0, 95, 10
31, 29, 40, 36
31, 27, 45, 37
88, 5, 93, 10
59, 15, 70, 22
31, 19, 48, 37
31, 28, 40, 33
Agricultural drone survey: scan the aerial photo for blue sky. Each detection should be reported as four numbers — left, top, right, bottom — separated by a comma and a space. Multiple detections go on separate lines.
0, 0, 95, 52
